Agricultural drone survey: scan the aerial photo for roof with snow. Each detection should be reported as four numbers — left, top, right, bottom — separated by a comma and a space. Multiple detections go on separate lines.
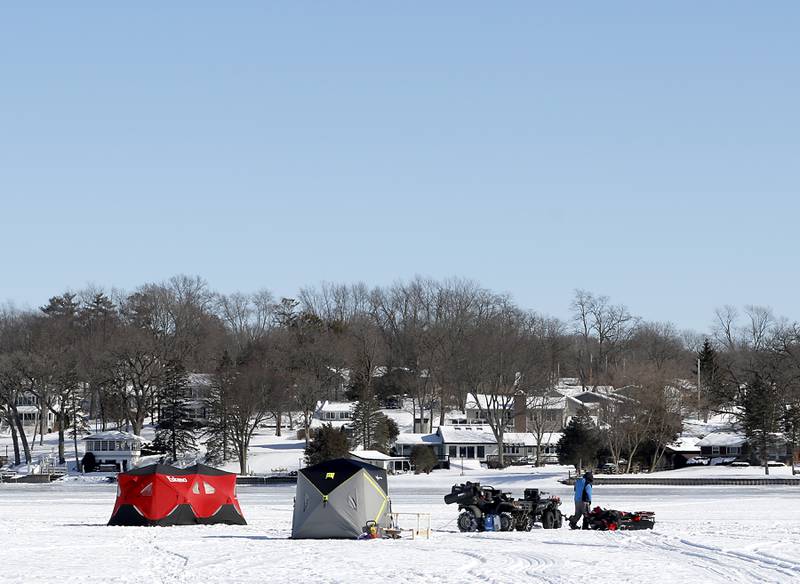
465, 394, 514, 411
317, 400, 355, 412
696, 432, 747, 448
83, 431, 144, 442
437, 426, 497, 444
570, 391, 614, 404
349, 450, 404, 461
393, 433, 442, 445
503, 432, 562, 447
524, 394, 567, 409
553, 381, 615, 398
666, 436, 702, 453
186, 373, 213, 386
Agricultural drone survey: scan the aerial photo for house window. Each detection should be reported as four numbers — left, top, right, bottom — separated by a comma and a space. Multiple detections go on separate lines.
477, 446, 485, 458
711, 446, 720, 455
449, 446, 457, 458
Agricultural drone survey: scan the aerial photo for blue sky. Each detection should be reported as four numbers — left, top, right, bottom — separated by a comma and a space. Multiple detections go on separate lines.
1, 2, 798, 331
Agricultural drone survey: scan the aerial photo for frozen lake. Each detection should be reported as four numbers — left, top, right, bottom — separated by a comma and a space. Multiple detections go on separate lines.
1, 469, 799, 583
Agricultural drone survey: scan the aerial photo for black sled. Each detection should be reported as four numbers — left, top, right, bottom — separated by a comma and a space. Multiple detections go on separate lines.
585, 507, 655, 531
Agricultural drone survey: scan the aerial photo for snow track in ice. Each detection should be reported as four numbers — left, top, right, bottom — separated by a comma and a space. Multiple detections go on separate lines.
629, 531, 800, 583
456, 547, 562, 584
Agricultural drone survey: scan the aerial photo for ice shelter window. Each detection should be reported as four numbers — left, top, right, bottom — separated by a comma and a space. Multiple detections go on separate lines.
203, 482, 216, 494
349, 491, 357, 509
191, 482, 201, 495
140, 483, 153, 496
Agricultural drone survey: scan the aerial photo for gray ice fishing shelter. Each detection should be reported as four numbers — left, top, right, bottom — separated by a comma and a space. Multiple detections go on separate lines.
291, 458, 391, 539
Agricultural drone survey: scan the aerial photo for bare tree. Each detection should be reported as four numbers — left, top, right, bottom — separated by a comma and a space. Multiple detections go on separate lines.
572, 290, 638, 388
465, 299, 543, 467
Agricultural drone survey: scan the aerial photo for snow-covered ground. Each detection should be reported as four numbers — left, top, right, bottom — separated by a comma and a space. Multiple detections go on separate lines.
3, 424, 799, 582
1, 465, 799, 583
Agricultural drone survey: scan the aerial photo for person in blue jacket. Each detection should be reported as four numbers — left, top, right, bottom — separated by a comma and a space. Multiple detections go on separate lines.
569, 471, 593, 530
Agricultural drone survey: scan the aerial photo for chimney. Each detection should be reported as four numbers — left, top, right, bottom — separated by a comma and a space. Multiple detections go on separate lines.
513, 391, 527, 432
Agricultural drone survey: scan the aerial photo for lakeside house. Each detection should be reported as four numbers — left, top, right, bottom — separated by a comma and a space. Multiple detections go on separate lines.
82, 430, 143, 471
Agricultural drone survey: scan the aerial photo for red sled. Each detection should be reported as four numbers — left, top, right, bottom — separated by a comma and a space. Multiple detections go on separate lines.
108, 463, 246, 526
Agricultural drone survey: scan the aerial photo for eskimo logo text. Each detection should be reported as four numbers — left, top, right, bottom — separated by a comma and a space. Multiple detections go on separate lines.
166, 476, 188, 483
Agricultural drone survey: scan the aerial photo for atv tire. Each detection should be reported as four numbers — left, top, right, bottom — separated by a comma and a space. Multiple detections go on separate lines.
457, 511, 479, 532
553, 510, 563, 529
499, 512, 514, 532
515, 514, 533, 532
541, 510, 555, 529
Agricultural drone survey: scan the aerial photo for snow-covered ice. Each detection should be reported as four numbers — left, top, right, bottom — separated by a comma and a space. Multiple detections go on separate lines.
1, 466, 799, 584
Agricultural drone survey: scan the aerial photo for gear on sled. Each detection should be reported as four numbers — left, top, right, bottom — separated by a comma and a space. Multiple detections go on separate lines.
584, 507, 655, 531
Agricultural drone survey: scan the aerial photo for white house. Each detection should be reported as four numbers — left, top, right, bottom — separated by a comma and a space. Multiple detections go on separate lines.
82, 430, 144, 471
393, 432, 445, 460
390, 426, 499, 467
696, 431, 747, 461
502, 432, 562, 464
437, 426, 499, 463
513, 391, 567, 433
184, 373, 214, 423
13, 391, 57, 433
349, 450, 410, 473
464, 394, 514, 427
313, 400, 354, 426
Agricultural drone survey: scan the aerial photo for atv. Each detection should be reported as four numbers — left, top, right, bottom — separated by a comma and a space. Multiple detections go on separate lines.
515, 487, 563, 531
444, 482, 517, 532
444, 482, 562, 532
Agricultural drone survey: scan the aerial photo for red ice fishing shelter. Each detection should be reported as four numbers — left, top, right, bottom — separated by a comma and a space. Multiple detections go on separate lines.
108, 463, 246, 526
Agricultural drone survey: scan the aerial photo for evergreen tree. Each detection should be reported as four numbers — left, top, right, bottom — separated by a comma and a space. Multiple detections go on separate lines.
203, 351, 235, 465
154, 359, 197, 462
783, 403, 800, 476
305, 424, 350, 465
693, 339, 725, 419
374, 415, 399, 454
557, 410, 598, 473
741, 372, 783, 475
410, 445, 438, 474
349, 394, 394, 451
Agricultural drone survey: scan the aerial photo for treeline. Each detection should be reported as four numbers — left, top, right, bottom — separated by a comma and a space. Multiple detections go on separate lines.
0, 275, 798, 473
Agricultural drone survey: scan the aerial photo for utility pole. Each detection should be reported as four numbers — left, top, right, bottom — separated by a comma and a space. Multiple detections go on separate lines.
697, 357, 701, 416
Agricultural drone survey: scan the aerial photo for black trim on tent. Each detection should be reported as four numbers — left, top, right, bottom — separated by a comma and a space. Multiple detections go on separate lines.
108, 504, 150, 526
108, 503, 247, 526
300, 458, 388, 496
197, 504, 247, 525
123, 463, 236, 477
